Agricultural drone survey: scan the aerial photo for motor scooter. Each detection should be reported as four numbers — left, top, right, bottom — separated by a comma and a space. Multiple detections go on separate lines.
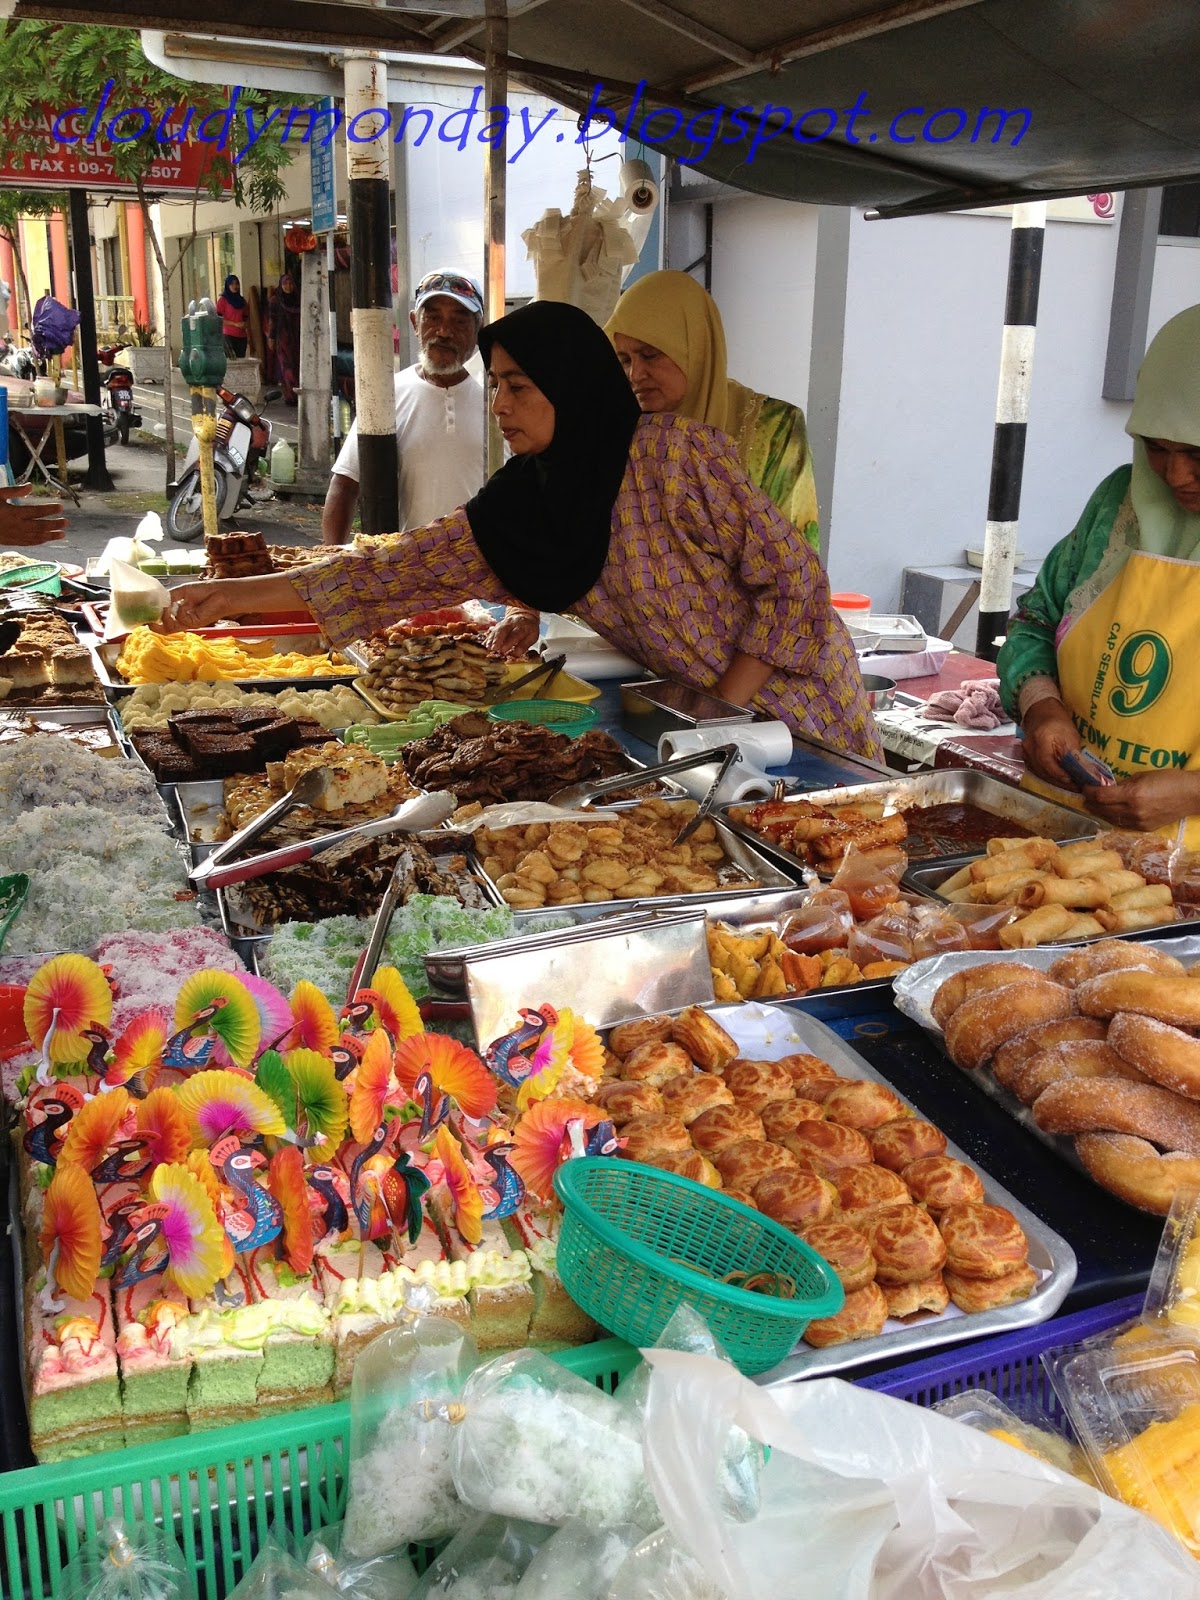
97, 342, 142, 445
165, 387, 273, 542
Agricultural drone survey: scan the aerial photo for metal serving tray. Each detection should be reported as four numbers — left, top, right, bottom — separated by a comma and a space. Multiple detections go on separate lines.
727, 1004, 1078, 1383
90, 632, 358, 693
619, 678, 755, 746
719, 769, 1099, 882
891, 938, 1200, 1206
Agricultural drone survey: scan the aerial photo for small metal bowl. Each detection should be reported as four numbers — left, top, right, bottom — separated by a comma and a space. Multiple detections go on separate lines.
861, 673, 897, 712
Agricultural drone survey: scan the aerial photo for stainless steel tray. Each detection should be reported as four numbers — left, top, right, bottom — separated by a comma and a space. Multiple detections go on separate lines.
90, 633, 358, 693
720, 769, 1099, 882
726, 1004, 1078, 1383
891, 938, 1200, 1204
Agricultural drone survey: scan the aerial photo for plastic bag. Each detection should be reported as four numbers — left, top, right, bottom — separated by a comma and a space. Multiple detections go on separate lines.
829, 845, 906, 920
58, 1519, 196, 1600
409, 1514, 554, 1599
106, 558, 170, 638
640, 1350, 1200, 1599
342, 1315, 480, 1558
780, 890, 853, 955
227, 1542, 333, 1600
452, 1349, 653, 1529
300, 1522, 419, 1600
95, 512, 165, 577
604, 1529, 727, 1600
509, 1521, 641, 1598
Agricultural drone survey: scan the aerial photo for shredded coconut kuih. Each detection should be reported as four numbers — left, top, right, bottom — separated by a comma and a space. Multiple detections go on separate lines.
0, 735, 167, 825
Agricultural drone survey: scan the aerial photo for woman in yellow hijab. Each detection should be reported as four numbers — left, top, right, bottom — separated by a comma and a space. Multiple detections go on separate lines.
605, 270, 820, 552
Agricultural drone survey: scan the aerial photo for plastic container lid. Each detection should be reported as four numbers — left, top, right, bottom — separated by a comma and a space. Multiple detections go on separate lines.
831, 592, 872, 613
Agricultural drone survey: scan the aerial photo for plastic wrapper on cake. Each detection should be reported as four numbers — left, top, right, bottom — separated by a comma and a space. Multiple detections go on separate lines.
932, 1390, 1096, 1485
298, 1521, 418, 1600
451, 1349, 656, 1530
1143, 1183, 1200, 1339
639, 1348, 1200, 1598
342, 1312, 481, 1559
57, 1518, 196, 1600
829, 845, 907, 920
604, 1530, 727, 1600
226, 1541, 336, 1600
409, 1514, 554, 1599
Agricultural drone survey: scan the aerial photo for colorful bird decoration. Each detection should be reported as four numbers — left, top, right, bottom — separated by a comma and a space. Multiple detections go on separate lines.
113, 1161, 226, 1299
355, 966, 424, 1042
393, 1032, 498, 1122
349, 1120, 396, 1241
40, 1162, 103, 1307
414, 1068, 451, 1141
280, 1049, 348, 1151
380, 1147, 432, 1247
432, 1125, 483, 1248
105, 1010, 169, 1097
484, 1005, 558, 1090
282, 980, 339, 1055
305, 1163, 350, 1246
168, 970, 261, 1071
24, 954, 114, 1075
479, 1138, 526, 1221
510, 1096, 603, 1201
268, 1145, 315, 1274
209, 1134, 283, 1253
57, 1086, 130, 1174
135, 1088, 192, 1169
347, 1028, 401, 1146
22, 1084, 85, 1169
209, 973, 291, 1069
176, 1069, 286, 1148
514, 1012, 573, 1113
330, 1040, 362, 1082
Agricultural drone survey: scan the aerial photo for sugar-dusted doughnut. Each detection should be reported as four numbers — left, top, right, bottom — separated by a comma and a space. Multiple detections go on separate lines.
801, 1220, 876, 1293
944, 1263, 1037, 1313
1031, 1077, 1200, 1155
938, 1202, 1029, 1279
658, 1072, 734, 1125
780, 1119, 873, 1177
870, 1118, 947, 1172
862, 1204, 947, 1284
711, 1138, 798, 1190
1075, 971, 1200, 1028
723, 1059, 796, 1115
992, 1016, 1108, 1090
760, 1099, 828, 1141
883, 1273, 950, 1318
752, 1167, 838, 1230
688, 1103, 765, 1154
1074, 1132, 1200, 1215
619, 1114, 691, 1162
931, 962, 1053, 1030
1048, 939, 1186, 989
621, 1040, 694, 1086
821, 1080, 907, 1131
1011, 1040, 1147, 1106
901, 1155, 985, 1214
943, 982, 1075, 1072
1108, 1013, 1200, 1101
650, 1150, 722, 1187
802, 1282, 888, 1348
669, 1006, 739, 1073
592, 1079, 665, 1124
835, 1163, 913, 1227
608, 1015, 675, 1058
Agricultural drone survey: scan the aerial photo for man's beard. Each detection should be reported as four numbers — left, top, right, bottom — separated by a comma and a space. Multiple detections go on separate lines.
420, 340, 466, 377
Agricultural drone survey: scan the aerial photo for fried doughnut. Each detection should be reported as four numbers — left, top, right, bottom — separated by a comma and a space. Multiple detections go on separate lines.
1011, 1040, 1147, 1106
608, 1015, 675, 1058
780, 1120, 873, 1176
944, 1263, 1038, 1313
931, 962, 1052, 1030
1075, 971, 1200, 1028
689, 1103, 766, 1154
621, 1040, 695, 1086
760, 1099, 827, 1141
776, 1053, 839, 1089
592, 1080, 665, 1124
801, 1220, 876, 1293
1108, 1013, 1200, 1100
883, 1273, 950, 1318
1048, 939, 1186, 988
821, 1080, 907, 1131
938, 1203, 1029, 1279
1031, 1077, 1200, 1154
870, 1118, 947, 1172
712, 1138, 799, 1191
670, 1006, 738, 1073
658, 1072, 734, 1125
836, 1163, 913, 1227
723, 1059, 796, 1114
861, 1204, 947, 1284
992, 1017, 1108, 1090
901, 1155, 985, 1213
619, 1114, 692, 1161
1074, 1132, 1200, 1215
943, 982, 1075, 1072
803, 1282, 888, 1348
650, 1150, 722, 1187
752, 1167, 838, 1230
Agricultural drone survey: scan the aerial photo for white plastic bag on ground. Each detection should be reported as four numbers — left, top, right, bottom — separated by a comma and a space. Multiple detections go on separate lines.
641, 1351, 1200, 1599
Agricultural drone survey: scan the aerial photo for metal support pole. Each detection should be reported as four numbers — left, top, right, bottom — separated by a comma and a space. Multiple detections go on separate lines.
297, 247, 332, 481
345, 52, 399, 534
975, 202, 1045, 661
67, 188, 113, 492
483, 0, 508, 478
190, 387, 220, 540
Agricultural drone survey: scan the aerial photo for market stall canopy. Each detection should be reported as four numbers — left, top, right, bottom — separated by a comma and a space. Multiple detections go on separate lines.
8, 0, 1200, 215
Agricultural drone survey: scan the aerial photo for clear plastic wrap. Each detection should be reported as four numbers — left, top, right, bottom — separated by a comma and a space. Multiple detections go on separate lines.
829, 845, 907, 920
409, 1514, 554, 1599
604, 1529, 727, 1600
299, 1522, 419, 1600
451, 1350, 654, 1529
779, 891, 853, 955
105, 558, 170, 638
509, 1522, 641, 1598
57, 1520, 196, 1600
1144, 1185, 1200, 1337
226, 1542, 334, 1600
933, 1391, 1096, 1484
342, 1315, 480, 1558
943, 901, 1022, 949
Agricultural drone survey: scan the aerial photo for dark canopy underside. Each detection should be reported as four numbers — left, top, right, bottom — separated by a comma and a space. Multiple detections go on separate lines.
15, 0, 1200, 214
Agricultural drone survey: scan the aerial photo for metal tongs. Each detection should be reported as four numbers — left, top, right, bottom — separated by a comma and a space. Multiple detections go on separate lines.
481, 652, 567, 706
550, 742, 741, 846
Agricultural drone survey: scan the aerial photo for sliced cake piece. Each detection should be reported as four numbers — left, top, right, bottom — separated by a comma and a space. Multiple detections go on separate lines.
113, 1277, 191, 1444
179, 1261, 266, 1431
427, 1192, 533, 1353
25, 1277, 124, 1461
504, 1208, 601, 1346
244, 1249, 334, 1408
316, 1237, 397, 1395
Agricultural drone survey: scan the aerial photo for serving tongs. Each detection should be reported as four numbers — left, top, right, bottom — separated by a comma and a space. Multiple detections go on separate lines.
549, 742, 741, 845
480, 651, 567, 706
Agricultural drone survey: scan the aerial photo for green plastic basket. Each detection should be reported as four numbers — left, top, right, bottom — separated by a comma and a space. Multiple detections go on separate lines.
486, 698, 598, 737
553, 1158, 844, 1376
0, 561, 61, 597
0, 1338, 640, 1600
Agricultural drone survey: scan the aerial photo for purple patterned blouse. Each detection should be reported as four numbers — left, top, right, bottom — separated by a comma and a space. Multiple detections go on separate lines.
292, 413, 882, 760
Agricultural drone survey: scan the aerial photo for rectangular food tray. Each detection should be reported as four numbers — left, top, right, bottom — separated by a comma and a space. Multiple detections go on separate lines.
719, 769, 1099, 881
749, 1006, 1076, 1381
352, 658, 601, 720
90, 632, 357, 692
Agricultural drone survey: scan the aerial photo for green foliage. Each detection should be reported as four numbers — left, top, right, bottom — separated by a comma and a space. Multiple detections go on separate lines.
130, 316, 159, 347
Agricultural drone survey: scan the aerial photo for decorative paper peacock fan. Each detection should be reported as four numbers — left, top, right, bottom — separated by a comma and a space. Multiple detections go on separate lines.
41, 1162, 103, 1302
107, 1010, 169, 1095
175, 1069, 285, 1148
510, 1096, 603, 1201
283, 981, 339, 1055
147, 1162, 227, 1298
24, 954, 113, 1067
208, 973, 291, 1069
269, 1145, 315, 1275
347, 1028, 400, 1146
172, 970, 261, 1070
256, 1048, 348, 1152
135, 1088, 192, 1168
353, 965, 424, 1042
57, 1087, 130, 1174
432, 1125, 483, 1248
393, 1033, 498, 1121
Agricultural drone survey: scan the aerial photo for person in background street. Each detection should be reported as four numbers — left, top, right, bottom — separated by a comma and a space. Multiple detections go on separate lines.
321, 269, 486, 546
266, 271, 301, 405
216, 275, 248, 358
605, 270, 821, 552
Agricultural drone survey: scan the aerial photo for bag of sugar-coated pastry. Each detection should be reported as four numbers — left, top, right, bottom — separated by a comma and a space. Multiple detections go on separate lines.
57, 1518, 196, 1600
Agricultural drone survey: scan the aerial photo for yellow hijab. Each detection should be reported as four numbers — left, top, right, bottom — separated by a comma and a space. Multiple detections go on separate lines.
1125, 303, 1200, 559
605, 269, 737, 434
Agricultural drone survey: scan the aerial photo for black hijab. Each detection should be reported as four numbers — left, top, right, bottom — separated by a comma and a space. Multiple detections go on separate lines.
467, 300, 641, 612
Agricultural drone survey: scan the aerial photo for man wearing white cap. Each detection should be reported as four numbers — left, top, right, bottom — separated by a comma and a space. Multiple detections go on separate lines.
322, 269, 487, 544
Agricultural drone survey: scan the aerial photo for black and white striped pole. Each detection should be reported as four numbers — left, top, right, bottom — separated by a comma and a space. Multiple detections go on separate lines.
976, 202, 1046, 661
345, 52, 400, 535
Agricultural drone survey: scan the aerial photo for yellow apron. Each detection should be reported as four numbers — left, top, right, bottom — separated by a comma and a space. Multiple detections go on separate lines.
1022, 549, 1200, 846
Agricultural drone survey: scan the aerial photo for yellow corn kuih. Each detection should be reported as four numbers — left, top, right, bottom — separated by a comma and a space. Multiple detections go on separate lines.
1103, 1402, 1200, 1554
115, 626, 351, 684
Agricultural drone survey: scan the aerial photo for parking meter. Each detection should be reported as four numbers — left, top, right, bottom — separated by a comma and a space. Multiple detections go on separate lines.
181, 297, 226, 541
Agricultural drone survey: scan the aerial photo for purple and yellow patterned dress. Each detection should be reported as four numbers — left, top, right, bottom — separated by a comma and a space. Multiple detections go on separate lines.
292, 414, 882, 760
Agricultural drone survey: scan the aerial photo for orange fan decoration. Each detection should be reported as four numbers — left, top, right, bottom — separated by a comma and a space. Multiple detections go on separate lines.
283, 981, 339, 1055
57, 1088, 130, 1173
360, 966, 423, 1043
269, 1146, 314, 1275
565, 1013, 605, 1080
24, 955, 113, 1066
432, 1126, 482, 1248
41, 1163, 103, 1301
510, 1097, 602, 1200
393, 1033, 497, 1121
136, 1088, 192, 1168
108, 1010, 169, 1093
348, 1028, 396, 1146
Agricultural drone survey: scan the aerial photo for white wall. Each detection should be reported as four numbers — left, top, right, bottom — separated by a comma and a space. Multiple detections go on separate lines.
709, 197, 818, 408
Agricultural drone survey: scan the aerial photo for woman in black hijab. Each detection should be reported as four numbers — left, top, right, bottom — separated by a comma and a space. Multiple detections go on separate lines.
165, 302, 880, 756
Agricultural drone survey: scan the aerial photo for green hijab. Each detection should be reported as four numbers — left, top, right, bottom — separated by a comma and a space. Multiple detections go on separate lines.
1125, 303, 1200, 558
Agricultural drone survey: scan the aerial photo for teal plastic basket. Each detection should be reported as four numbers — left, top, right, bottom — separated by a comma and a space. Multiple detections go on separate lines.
553, 1158, 844, 1375
0, 560, 61, 596
487, 698, 598, 737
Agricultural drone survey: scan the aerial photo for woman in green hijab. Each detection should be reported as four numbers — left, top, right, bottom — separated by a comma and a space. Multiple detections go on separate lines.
604, 270, 820, 553
998, 303, 1200, 838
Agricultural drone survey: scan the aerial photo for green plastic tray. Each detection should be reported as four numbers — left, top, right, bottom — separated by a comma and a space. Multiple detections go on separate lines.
0, 1338, 640, 1600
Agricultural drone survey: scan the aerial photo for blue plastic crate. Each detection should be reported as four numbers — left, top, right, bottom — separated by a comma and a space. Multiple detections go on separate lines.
856, 1295, 1142, 1426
